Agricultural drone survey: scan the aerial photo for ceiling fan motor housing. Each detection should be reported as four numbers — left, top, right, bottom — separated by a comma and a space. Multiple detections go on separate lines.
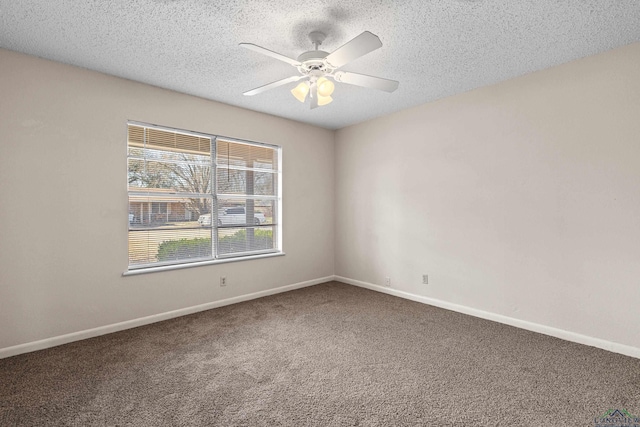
296, 51, 334, 77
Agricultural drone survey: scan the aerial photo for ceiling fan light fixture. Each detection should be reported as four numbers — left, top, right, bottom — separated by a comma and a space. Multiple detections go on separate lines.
318, 94, 333, 106
291, 81, 309, 102
317, 77, 335, 97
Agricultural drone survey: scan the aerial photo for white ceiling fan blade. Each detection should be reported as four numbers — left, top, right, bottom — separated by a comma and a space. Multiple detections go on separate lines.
243, 75, 304, 96
334, 71, 399, 93
239, 43, 301, 66
310, 82, 318, 109
324, 31, 382, 69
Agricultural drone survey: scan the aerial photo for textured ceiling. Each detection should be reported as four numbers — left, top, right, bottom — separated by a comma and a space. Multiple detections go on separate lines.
1, 1, 639, 129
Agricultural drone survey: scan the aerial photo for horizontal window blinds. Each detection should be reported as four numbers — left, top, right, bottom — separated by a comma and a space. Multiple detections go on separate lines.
127, 123, 281, 269
128, 125, 211, 154
216, 138, 279, 258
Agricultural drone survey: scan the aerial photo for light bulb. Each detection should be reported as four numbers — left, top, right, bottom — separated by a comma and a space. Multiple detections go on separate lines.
318, 95, 333, 106
317, 77, 335, 97
291, 81, 309, 103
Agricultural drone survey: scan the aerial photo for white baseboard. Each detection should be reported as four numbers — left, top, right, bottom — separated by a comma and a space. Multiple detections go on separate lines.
0, 276, 333, 359
5, 275, 639, 360
335, 275, 640, 360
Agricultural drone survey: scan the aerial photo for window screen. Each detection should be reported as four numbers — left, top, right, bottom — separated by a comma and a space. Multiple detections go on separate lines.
127, 122, 281, 270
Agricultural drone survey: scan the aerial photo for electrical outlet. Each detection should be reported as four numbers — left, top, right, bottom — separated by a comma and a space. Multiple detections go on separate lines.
384, 277, 391, 287
422, 274, 428, 285
220, 276, 227, 287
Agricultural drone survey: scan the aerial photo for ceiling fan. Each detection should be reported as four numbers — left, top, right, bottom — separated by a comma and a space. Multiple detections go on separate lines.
240, 31, 399, 109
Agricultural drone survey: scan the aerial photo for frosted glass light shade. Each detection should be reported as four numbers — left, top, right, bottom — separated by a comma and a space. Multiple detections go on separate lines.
317, 77, 335, 97
318, 95, 333, 106
291, 82, 309, 102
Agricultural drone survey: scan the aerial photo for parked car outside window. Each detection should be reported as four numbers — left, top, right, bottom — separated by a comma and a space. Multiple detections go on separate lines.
198, 207, 265, 226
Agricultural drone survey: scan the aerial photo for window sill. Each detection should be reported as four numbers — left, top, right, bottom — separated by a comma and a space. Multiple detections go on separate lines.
123, 252, 285, 276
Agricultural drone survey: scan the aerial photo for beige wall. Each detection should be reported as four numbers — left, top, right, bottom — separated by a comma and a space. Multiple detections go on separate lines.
335, 43, 640, 350
2, 42, 639, 355
0, 49, 335, 350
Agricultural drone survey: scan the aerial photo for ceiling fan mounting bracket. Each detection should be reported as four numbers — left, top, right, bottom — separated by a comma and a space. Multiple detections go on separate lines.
308, 31, 326, 50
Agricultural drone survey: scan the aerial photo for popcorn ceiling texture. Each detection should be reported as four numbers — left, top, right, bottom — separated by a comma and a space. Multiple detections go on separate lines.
0, 0, 639, 129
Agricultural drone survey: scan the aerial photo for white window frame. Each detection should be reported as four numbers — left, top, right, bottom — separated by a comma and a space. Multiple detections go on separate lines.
124, 121, 283, 275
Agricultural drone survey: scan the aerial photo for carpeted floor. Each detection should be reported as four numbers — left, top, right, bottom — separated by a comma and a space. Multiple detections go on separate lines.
1, 281, 639, 426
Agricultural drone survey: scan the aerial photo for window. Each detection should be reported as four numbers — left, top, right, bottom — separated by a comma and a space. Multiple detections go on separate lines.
127, 122, 281, 271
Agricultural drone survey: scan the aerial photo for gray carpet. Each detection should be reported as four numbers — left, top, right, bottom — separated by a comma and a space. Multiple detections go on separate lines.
1, 281, 639, 426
